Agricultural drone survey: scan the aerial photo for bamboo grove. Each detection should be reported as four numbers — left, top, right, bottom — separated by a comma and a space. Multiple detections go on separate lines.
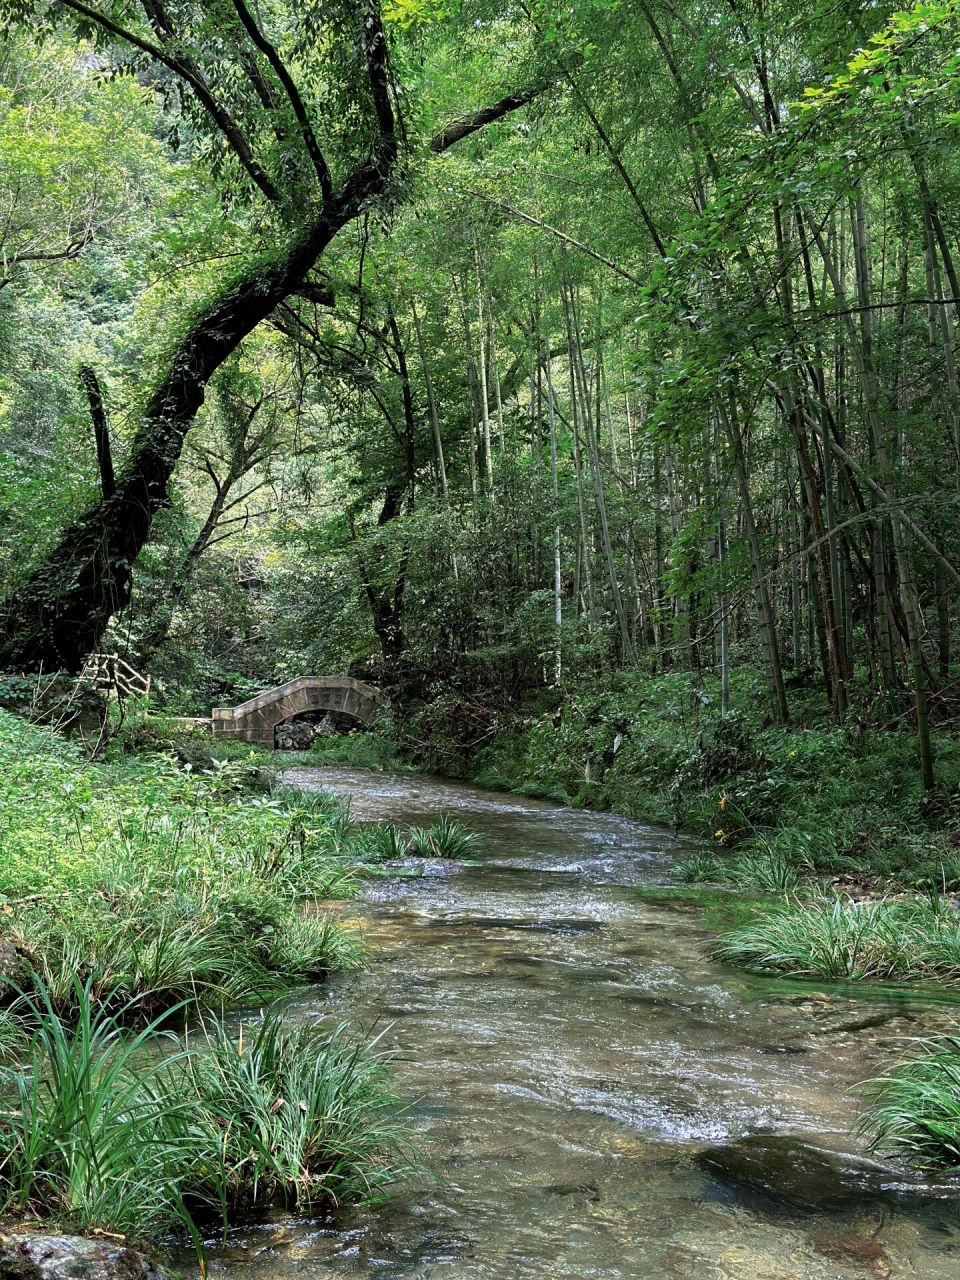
1, 0, 960, 787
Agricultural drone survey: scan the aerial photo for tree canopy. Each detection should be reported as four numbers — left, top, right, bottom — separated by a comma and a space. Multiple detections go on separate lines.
1, 0, 959, 787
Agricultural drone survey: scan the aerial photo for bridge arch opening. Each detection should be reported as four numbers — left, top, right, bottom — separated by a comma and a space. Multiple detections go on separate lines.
272, 706, 366, 750
212, 676, 385, 749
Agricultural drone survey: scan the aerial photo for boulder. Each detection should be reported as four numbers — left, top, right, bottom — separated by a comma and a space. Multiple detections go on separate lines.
275, 720, 316, 750
0, 1232, 175, 1280
0, 937, 28, 987
698, 1133, 960, 1211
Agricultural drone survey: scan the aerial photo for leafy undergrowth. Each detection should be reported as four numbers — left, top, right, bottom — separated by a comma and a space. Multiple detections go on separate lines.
463, 669, 960, 896
0, 982, 416, 1252
0, 711, 367, 1016
115, 714, 409, 775
0, 711, 419, 1257
712, 897, 960, 983
307, 727, 408, 772
858, 1036, 960, 1171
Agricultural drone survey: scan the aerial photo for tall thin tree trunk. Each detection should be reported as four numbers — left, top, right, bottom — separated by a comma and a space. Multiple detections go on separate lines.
721, 392, 790, 725
545, 354, 563, 684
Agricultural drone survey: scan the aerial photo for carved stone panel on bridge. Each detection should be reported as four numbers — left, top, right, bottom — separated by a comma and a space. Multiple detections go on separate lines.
212, 675, 385, 747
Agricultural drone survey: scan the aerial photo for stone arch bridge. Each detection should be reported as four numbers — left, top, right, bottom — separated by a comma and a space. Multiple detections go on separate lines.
212, 676, 385, 747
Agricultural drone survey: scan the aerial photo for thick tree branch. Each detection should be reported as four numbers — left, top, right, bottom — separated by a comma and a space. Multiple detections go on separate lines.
294, 280, 337, 307
78, 366, 115, 499
56, 0, 280, 203
430, 83, 544, 152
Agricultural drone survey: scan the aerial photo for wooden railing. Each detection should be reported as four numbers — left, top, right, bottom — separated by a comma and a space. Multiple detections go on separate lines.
76, 653, 151, 701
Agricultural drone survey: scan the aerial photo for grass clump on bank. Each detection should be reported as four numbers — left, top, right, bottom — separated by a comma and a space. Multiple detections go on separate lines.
712, 897, 960, 982
858, 1036, 960, 1171
0, 982, 415, 1248
177, 1011, 413, 1215
676, 845, 805, 894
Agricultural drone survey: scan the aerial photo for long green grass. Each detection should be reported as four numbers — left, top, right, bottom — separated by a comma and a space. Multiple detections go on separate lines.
0, 982, 195, 1241
406, 814, 481, 858
349, 814, 482, 861
353, 822, 410, 861
0, 981, 416, 1251
0, 711, 364, 1016
676, 846, 802, 893
858, 1036, 960, 1171
713, 896, 960, 982
12, 889, 363, 1018
172, 1012, 416, 1220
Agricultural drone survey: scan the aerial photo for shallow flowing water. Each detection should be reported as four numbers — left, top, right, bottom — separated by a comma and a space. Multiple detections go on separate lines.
198, 768, 960, 1279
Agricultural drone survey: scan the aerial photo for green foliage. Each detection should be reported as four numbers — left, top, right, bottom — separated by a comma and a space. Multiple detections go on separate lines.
384, 0, 455, 26
858, 1036, 960, 1171
310, 728, 406, 771
0, 981, 415, 1249
713, 897, 960, 983
678, 846, 803, 894
675, 851, 723, 883
722, 849, 803, 895
0, 711, 362, 1015
406, 814, 482, 857
0, 981, 196, 1242
350, 814, 482, 860
468, 669, 960, 891
0, 1007, 26, 1064
171, 1012, 416, 1217
355, 822, 411, 861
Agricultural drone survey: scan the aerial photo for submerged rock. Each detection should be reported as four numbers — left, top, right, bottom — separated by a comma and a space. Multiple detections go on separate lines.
698, 1133, 960, 1210
543, 1181, 602, 1202
0, 1232, 174, 1280
380, 857, 464, 878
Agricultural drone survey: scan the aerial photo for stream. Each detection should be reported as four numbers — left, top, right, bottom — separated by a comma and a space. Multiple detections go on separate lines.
197, 767, 960, 1279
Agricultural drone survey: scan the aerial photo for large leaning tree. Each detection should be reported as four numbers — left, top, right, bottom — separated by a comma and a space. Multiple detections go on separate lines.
0, 0, 540, 671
